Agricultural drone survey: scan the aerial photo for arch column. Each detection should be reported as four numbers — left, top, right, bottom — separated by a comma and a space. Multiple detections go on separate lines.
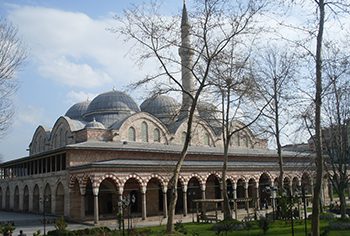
232, 182, 237, 220
271, 182, 276, 211
162, 187, 168, 218
201, 184, 206, 200
92, 186, 99, 224
80, 187, 86, 219
244, 182, 249, 213
255, 182, 259, 210
141, 186, 147, 220
220, 181, 224, 212
348, 185, 350, 200
183, 185, 188, 216
117, 187, 123, 215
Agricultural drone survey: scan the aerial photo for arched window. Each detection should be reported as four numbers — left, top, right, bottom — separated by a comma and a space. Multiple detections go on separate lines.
204, 133, 210, 146
237, 132, 240, 146
65, 131, 69, 145
241, 132, 248, 148
54, 134, 59, 149
141, 122, 148, 142
59, 128, 64, 147
128, 127, 136, 141
153, 128, 160, 142
39, 136, 44, 152
245, 135, 250, 148
181, 132, 187, 144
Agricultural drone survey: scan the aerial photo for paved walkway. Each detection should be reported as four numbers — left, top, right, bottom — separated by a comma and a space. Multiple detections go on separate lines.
0, 211, 90, 236
0, 209, 271, 235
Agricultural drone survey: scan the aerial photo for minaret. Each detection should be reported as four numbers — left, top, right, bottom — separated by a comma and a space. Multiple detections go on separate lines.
179, 0, 195, 115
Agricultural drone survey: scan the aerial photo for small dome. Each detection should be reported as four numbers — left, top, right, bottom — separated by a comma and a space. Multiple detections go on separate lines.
85, 119, 105, 129
83, 90, 140, 127
65, 101, 90, 120
140, 95, 180, 119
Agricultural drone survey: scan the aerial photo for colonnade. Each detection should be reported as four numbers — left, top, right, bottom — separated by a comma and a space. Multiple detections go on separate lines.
0, 171, 327, 224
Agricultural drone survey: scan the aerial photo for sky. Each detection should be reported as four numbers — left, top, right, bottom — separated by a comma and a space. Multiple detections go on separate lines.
0, 0, 185, 161
0, 1, 348, 162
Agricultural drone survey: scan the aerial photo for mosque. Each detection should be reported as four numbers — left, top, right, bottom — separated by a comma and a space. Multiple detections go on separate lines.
0, 3, 321, 224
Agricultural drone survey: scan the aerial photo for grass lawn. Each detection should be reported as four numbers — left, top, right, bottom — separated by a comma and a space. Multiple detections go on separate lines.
132, 219, 350, 236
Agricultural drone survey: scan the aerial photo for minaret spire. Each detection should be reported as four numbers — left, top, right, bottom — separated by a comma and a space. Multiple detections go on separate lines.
179, 0, 195, 116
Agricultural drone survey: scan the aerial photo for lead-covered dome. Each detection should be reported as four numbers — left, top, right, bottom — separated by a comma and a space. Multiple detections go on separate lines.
65, 100, 90, 120
83, 90, 140, 128
141, 95, 180, 123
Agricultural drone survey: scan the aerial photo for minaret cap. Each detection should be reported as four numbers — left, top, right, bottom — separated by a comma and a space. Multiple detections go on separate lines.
181, 0, 189, 27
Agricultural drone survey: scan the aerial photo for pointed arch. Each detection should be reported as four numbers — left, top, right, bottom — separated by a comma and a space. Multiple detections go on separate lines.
55, 182, 65, 215
44, 183, 52, 213
33, 184, 40, 213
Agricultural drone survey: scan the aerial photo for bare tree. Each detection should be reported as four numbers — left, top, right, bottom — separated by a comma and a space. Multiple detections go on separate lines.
115, 0, 265, 232
0, 18, 26, 138
253, 47, 298, 193
307, 2, 350, 234
322, 41, 350, 219
207, 44, 269, 220
284, 1, 350, 234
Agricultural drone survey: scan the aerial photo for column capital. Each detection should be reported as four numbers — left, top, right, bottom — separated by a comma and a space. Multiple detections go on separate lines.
141, 186, 147, 194
162, 186, 168, 193
232, 182, 237, 189
244, 182, 249, 189
92, 187, 99, 196
200, 184, 206, 192
182, 185, 188, 193
79, 187, 86, 196
118, 187, 124, 195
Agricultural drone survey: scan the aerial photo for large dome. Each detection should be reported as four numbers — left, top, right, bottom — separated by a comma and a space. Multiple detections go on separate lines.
65, 100, 90, 120
140, 95, 180, 121
84, 90, 140, 127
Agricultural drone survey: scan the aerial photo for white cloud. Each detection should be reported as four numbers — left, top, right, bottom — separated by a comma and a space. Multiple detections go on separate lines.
38, 56, 113, 88
66, 90, 97, 104
7, 5, 146, 89
15, 105, 44, 125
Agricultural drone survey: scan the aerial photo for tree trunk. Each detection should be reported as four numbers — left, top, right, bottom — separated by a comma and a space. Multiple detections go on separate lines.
222, 143, 233, 220
274, 79, 284, 194
166, 96, 200, 233
339, 187, 347, 219
311, 1, 325, 235
166, 139, 191, 233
